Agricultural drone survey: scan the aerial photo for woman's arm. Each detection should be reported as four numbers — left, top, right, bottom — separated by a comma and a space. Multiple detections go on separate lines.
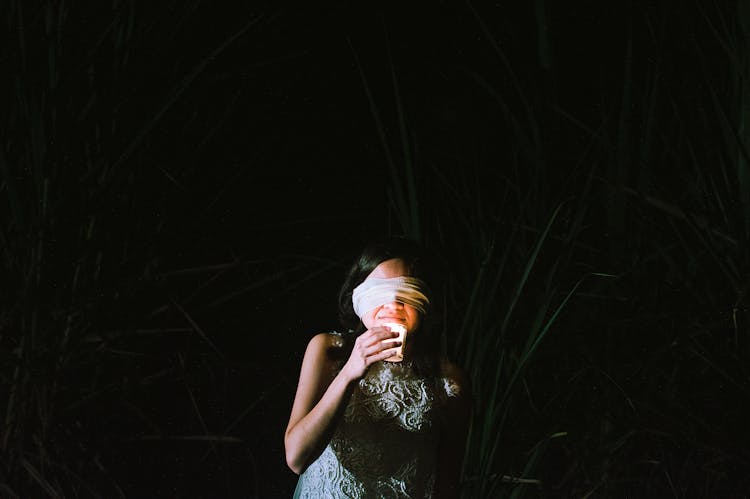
284, 328, 400, 474
434, 361, 472, 498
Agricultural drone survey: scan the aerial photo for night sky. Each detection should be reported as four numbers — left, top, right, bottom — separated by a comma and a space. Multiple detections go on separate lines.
4, 1, 748, 497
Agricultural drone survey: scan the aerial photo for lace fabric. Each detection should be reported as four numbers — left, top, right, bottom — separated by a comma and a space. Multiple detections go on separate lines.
293, 359, 457, 498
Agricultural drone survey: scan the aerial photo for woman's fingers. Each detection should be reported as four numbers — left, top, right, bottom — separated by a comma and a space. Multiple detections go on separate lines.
368, 346, 402, 365
343, 327, 403, 379
356, 328, 400, 358
358, 327, 399, 348
363, 339, 401, 358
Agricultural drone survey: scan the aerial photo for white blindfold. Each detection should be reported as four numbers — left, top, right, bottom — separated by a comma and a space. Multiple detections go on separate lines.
352, 276, 430, 318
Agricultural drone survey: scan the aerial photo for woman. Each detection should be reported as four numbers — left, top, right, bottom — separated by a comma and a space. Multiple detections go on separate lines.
285, 236, 471, 498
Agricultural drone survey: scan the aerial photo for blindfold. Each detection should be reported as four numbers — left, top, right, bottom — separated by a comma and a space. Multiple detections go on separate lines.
352, 276, 430, 318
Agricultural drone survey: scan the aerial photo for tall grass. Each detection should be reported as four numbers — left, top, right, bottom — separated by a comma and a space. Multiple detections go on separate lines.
0, 1, 175, 493
361, 1, 749, 497
353, 13, 613, 498
0, 2, 272, 496
4, 1, 749, 496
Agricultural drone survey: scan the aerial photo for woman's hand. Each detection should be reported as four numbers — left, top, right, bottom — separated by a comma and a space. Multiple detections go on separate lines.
341, 326, 401, 382
285, 330, 401, 473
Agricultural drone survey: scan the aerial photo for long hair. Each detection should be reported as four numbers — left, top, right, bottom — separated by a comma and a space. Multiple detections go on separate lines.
337, 236, 444, 373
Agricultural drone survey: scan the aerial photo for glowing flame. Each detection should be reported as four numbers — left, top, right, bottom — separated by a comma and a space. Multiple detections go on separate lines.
382, 322, 406, 362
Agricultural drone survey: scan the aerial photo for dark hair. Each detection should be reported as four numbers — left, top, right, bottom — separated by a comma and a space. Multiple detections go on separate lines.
337, 236, 444, 366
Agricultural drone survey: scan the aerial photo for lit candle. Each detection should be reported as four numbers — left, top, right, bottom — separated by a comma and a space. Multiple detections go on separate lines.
381, 322, 407, 362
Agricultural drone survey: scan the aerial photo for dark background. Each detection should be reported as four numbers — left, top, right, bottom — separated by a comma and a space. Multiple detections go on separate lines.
3, 1, 750, 497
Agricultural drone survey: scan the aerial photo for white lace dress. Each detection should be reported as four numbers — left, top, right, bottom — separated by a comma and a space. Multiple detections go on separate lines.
293, 359, 459, 498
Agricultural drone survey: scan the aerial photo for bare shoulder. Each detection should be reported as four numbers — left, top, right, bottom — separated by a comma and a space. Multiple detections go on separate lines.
286, 333, 350, 440
306, 332, 348, 354
306, 332, 340, 351
439, 359, 472, 401
289, 332, 350, 417
440, 358, 468, 381
304, 332, 349, 370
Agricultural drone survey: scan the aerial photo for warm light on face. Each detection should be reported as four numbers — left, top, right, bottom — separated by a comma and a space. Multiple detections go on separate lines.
359, 259, 423, 340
